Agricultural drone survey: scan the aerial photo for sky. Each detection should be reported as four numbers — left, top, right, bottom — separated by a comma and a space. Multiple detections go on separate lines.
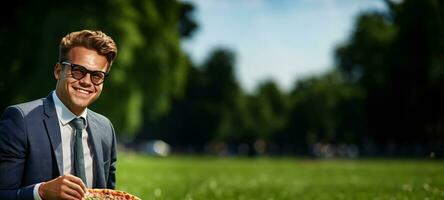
181, 0, 387, 92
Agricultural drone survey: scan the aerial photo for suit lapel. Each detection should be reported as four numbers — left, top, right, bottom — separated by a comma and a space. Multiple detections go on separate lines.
87, 113, 105, 188
42, 94, 63, 176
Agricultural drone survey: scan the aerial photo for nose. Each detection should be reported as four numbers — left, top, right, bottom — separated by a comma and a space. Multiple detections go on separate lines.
79, 72, 93, 86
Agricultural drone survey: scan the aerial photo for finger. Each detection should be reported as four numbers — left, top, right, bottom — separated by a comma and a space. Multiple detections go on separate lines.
63, 177, 86, 198
61, 184, 83, 200
61, 193, 80, 200
66, 175, 87, 193
60, 194, 77, 200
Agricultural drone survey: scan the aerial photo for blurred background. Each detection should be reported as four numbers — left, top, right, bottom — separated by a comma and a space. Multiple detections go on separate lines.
1, 0, 443, 159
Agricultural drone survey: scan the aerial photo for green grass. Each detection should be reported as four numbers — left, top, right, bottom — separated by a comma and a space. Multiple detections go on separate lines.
116, 153, 444, 200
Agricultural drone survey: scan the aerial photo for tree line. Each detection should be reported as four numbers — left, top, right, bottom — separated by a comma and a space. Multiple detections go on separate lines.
1, 0, 443, 157
137, 0, 444, 157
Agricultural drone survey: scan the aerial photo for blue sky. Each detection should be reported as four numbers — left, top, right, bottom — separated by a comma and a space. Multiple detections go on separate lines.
181, 0, 387, 92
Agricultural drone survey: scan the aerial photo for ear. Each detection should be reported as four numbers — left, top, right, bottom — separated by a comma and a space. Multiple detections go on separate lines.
54, 63, 62, 80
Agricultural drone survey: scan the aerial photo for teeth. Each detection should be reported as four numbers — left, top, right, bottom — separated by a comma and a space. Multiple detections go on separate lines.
76, 88, 90, 94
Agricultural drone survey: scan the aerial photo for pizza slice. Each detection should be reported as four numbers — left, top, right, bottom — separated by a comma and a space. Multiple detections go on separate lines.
85, 188, 141, 200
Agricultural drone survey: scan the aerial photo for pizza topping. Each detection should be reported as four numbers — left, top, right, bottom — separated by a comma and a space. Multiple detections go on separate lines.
85, 189, 141, 200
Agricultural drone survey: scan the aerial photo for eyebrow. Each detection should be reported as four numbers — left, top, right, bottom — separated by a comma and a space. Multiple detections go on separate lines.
61, 62, 108, 74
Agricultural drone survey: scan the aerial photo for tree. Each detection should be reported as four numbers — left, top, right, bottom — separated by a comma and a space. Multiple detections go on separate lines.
248, 80, 289, 140
139, 48, 246, 151
0, 0, 197, 137
277, 70, 364, 155
335, 0, 444, 155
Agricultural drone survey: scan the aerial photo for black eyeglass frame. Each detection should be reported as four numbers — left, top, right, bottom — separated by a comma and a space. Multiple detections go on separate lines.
60, 61, 109, 85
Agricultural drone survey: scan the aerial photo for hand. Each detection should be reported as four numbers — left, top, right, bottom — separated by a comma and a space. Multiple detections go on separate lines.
38, 175, 87, 200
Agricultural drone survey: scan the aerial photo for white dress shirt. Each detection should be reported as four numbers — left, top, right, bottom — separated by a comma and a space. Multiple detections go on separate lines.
34, 91, 94, 199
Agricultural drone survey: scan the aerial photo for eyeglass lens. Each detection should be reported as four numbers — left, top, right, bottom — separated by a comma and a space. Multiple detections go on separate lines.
70, 65, 106, 85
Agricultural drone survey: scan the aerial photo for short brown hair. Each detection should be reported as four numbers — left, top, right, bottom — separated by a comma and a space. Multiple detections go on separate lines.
59, 30, 117, 70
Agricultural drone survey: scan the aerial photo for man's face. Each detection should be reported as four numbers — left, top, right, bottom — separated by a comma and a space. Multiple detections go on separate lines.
54, 46, 109, 115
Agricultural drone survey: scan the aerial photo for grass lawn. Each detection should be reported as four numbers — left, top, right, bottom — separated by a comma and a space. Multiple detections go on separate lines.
115, 153, 444, 200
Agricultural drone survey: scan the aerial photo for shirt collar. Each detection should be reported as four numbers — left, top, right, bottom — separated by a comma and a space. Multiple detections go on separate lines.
52, 91, 88, 127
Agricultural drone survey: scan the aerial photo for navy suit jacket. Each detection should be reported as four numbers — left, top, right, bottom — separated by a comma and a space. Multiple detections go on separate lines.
0, 94, 117, 200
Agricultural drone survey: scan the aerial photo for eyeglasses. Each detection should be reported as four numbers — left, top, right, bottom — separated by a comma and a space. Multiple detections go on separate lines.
60, 62, 109, 85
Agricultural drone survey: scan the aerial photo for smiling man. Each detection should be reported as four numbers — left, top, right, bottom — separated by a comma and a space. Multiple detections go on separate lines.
0, 30, 118, 200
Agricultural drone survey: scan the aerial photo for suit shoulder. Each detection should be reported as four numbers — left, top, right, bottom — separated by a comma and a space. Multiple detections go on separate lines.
5, 98, 45, 116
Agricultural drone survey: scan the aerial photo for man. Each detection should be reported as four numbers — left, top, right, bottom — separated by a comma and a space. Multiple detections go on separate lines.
0, 30, 118, 200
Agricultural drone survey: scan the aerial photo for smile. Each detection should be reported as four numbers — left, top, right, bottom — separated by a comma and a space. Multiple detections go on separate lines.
74, 87, 92, 95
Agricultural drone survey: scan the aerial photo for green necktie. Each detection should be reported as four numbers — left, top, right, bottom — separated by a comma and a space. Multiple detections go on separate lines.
70, 117, 87, 184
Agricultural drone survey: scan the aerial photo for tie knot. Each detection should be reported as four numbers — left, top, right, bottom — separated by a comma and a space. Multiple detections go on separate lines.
70, 117, 86, 130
